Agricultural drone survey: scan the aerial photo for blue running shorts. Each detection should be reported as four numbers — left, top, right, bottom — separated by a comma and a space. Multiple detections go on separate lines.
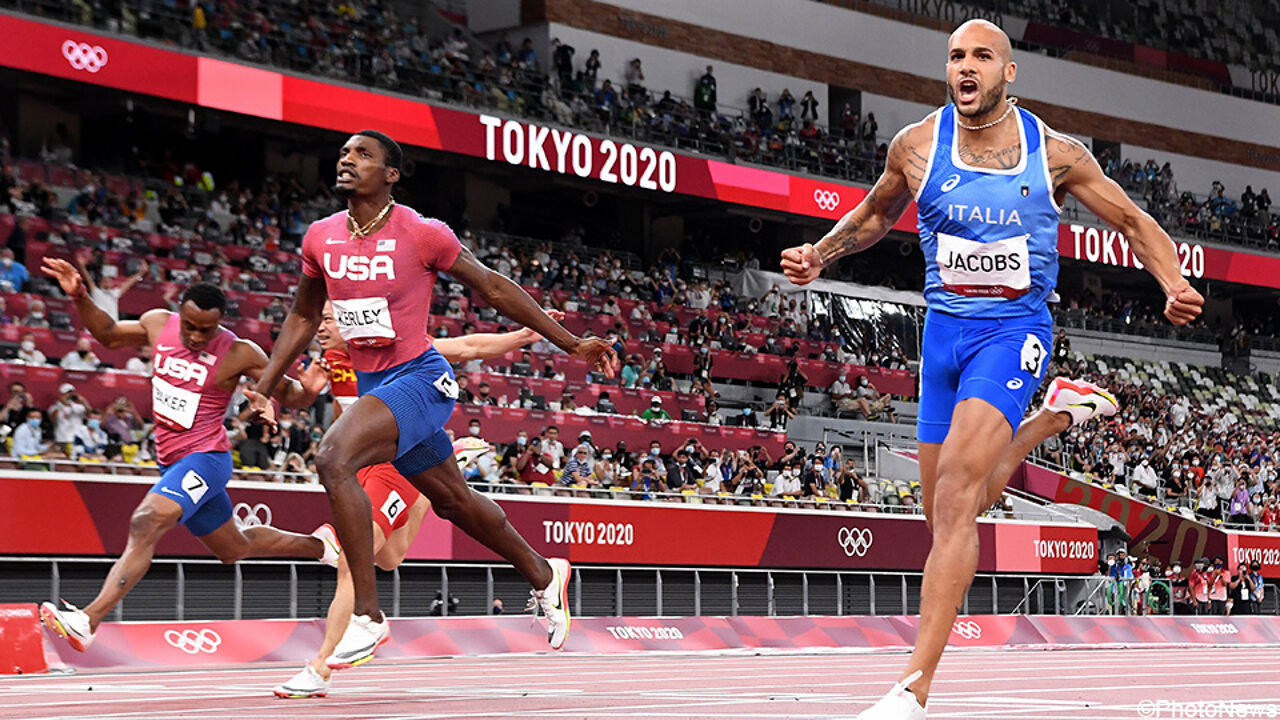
916, 307, 1053, 444
356, 347, 458, 478
151, 451, 235, 536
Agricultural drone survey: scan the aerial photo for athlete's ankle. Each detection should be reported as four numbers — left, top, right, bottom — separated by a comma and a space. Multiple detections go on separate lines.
310, 659, 332, 679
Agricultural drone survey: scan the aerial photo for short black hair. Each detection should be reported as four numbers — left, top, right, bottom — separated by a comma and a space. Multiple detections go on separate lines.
181, 283, 227, 314
356, 129, 403, 170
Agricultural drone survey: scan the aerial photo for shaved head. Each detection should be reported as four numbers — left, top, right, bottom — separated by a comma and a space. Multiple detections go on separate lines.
949, 19, 1013, 63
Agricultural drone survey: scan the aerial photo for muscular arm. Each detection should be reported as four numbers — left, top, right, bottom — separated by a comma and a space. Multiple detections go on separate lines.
252, 273, 327, 398
446, 248, 579, 352
227, 340, 320, 409
1050, 131, 1200, 324
42, 257, 160, 348
434, 328, 540, 363
780, 121, 926, 284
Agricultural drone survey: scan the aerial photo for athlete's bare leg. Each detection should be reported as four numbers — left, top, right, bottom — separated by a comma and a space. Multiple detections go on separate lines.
309, 522, 390, 681
198, 518, 325, 564
375, 500, 428, 571
902, 398, 1012, 705
312, 395, 401, 621
408, 458, 553, 589
982, 408, 1070, 508
82, 494, 182, 631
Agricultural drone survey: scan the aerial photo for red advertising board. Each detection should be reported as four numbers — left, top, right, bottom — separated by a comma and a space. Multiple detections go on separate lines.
0, 472, 1098, 573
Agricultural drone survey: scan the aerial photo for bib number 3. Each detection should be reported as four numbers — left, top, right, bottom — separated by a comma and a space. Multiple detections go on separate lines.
1021, 334, 1046, 378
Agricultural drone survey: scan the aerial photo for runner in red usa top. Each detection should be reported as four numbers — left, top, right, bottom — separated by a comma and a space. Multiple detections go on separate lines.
781, 20, 1203, 719
251, 130, 617, 667
36, 260, 335, 652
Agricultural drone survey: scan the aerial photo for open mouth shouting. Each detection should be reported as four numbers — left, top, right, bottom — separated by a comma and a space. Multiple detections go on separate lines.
956, 77, 980, 105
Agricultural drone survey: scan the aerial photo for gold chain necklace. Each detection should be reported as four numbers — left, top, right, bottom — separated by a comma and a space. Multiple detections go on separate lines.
957, 97, 1017, 131
348, 197, 395, 239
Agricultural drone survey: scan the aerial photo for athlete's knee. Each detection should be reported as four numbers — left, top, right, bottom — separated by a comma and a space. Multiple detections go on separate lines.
314, 440, 358, 487
931, 469, 986, 534
128, 504, 176, 542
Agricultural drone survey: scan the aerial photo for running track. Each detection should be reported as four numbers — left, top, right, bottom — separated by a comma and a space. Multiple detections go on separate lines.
3, 647, 1279, 719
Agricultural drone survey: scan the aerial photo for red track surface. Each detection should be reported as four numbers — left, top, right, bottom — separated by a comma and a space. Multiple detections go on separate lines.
3, 647, 1280, 719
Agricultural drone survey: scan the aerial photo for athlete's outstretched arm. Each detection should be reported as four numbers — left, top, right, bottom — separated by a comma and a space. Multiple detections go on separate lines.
447, 249, 617, 375
1049, 131, 1203, 325
252, 273, 328, 399
435, 309, 564, 363
41, 257, 161, 348
780, 126, 920, 285
231, 340, 328, 411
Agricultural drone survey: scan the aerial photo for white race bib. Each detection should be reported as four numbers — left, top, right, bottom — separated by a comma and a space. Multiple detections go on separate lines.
331, 296, 395, 348
937, 232, 1031, 298
152, 375, 200, 430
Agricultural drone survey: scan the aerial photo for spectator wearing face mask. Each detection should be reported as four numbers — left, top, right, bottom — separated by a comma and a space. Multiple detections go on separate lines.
1227, 561, 1256, 615
21, 299, 49, 328
772, 460, 802, 497
11, 409, 63, 459
593, 449, 618, 487
15, 332, 46, 365
639, 397, 671, 422
0, 247, 29, 292
71, 408, 110, 460
1167, 561, 1191, 614
1188, 557, 1212, 614
60, 336, 102, 371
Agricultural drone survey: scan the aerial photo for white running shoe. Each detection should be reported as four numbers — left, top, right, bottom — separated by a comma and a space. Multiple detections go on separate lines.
525, 557, 572, 650
273, 665, 331, 699
40, 600, 94, 652
1043, 377, 1119, 426
851, 670, 927, 719
312, 523, 342, 568
325, 613, 390, 669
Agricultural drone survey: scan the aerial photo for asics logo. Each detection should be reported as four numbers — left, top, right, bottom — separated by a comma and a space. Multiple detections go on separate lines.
62, 40, 109, 73
837, 526, 874, 557
813, 189, 841, 211
952, 619, 982, 639
940, 174, 961, 192
233, 502, 273, 528
164, 628, 222, 654
1006, 378, 1023, 390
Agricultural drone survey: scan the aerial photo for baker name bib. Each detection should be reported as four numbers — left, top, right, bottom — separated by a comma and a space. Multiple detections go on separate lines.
152, 375, 200, 430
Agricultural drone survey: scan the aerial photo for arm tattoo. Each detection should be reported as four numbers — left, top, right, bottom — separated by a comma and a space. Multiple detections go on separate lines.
1047, 136, 1089, 187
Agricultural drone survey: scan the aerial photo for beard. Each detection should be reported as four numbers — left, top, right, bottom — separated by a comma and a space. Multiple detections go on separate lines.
949, 77, 1007, 119
332, 183, 355, 198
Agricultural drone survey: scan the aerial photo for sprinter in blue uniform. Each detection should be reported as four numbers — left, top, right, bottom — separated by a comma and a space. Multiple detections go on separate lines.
781, 19, 1203, 720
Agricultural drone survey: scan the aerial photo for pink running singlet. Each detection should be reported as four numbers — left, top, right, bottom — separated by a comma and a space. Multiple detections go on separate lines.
151, 313, 235, 466
301, 205, 462, 373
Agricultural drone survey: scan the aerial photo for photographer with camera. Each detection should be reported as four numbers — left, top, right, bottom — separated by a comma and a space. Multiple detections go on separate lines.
516, 434, 556, 489
48, 383, 90, 452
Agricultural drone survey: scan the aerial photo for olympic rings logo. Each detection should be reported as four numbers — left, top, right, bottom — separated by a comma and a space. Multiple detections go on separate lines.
813, 189, 841, 211
62, 40, 109, 73
952, 620, 982, 639
233, 502, 272, 528
163, 628, 222, 654
837, 526, 874, 557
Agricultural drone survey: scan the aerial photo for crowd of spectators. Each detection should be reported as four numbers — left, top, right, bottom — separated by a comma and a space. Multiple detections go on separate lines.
1037, 357, 1280, 533
1096, 147, 1279, 250
962, 0, 1280, 75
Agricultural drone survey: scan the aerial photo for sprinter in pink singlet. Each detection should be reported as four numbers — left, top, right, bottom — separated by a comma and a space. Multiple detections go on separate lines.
252, 130, 616, 667
36, 260, 336, 653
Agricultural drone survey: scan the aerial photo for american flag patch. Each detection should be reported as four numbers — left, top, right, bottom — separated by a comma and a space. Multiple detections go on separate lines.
377, 238, 396, 252
199, 352, 217, 365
